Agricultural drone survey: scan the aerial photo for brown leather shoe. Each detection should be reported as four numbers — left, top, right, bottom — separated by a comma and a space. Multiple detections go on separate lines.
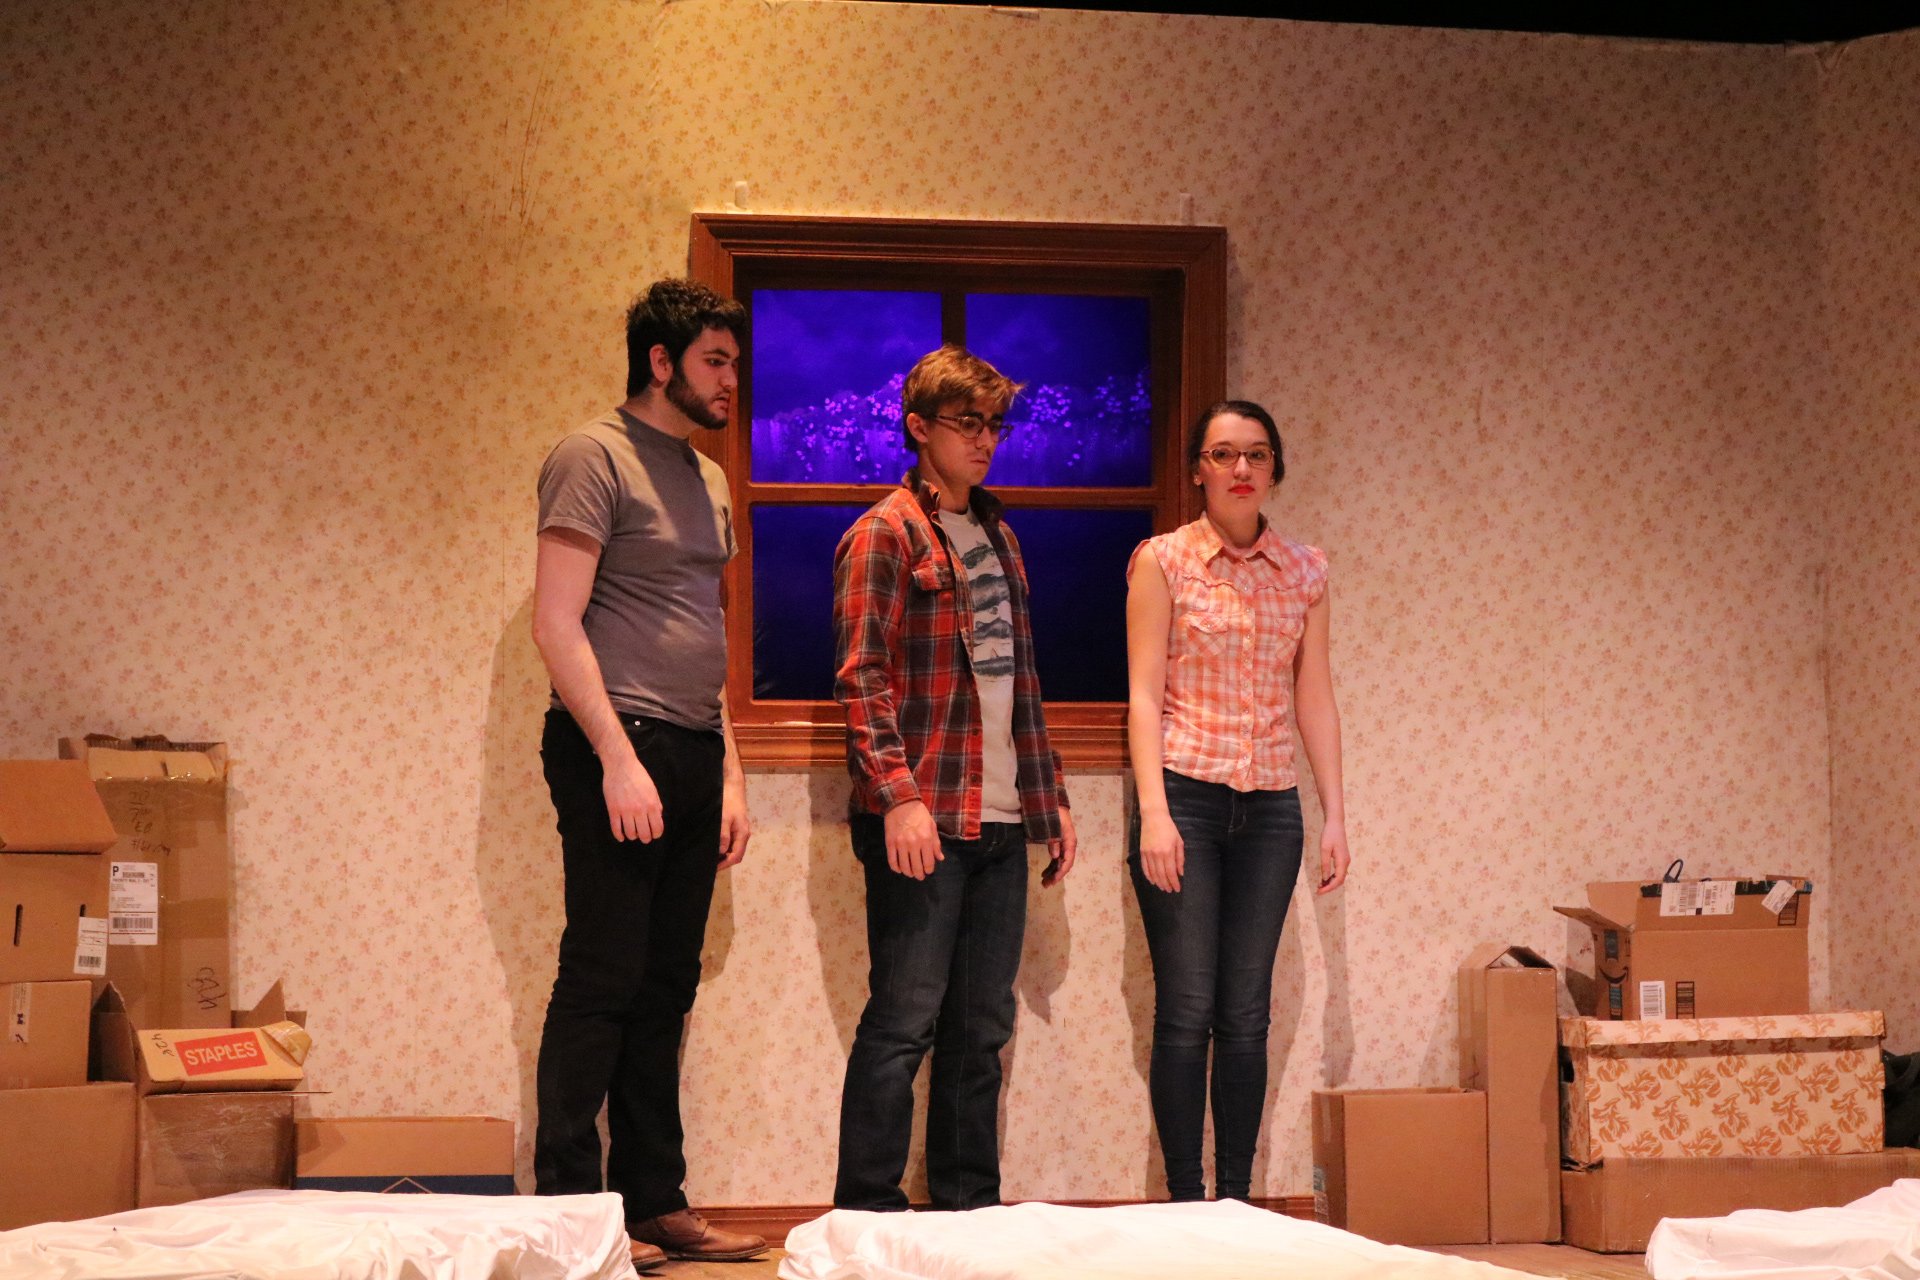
628, 1208, 768, 1261
628, 1237, 668, 1271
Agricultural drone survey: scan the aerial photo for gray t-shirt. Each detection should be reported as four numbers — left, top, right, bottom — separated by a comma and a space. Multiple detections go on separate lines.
537, 408, 735, 731
937, 509, 1020, 824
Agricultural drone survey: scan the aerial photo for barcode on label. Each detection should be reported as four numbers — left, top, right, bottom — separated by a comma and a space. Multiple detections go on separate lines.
74, 954, 107, 974
112, 916, 156, 931
1639, 980, 1668, 1020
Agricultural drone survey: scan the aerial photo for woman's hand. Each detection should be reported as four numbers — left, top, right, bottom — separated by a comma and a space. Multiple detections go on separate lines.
1138, 812, 1186, 893
1316, 818, 1350, 895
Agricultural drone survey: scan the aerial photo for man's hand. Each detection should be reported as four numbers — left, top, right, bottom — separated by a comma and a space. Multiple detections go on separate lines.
719, 772, 751, 869
1137, 811, 1185, 893
883, 800, 943, 880
603, 751, 663, 842
1041, 808, 1078, 887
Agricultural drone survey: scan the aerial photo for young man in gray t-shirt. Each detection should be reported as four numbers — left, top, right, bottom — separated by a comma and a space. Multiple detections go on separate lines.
531, 279, 765, 1267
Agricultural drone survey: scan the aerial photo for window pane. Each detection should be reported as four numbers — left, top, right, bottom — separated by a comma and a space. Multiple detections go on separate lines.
750, 289, 941, 484
751, 504, 870, 701
1012, 507, 1155, 702
966, 293, 1153, 488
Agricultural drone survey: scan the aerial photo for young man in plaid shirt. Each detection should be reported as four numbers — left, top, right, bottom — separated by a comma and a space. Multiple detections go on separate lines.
831, 345, 1077, 1212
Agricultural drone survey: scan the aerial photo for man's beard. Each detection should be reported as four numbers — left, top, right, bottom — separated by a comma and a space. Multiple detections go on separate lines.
666, 368, 727, 430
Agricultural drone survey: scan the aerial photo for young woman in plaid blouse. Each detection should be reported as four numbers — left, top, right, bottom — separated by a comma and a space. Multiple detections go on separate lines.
1125, 400, 1352, 1203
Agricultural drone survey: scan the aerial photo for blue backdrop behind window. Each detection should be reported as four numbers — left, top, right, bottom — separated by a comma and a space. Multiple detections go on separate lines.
752, 504, 871, 701
966, 293, 1152, 487
750, 289, 940, 484
1012, 508, 1153, 702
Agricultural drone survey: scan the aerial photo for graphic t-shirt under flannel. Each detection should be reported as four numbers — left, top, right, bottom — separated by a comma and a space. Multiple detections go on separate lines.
937, 509, 1020, 824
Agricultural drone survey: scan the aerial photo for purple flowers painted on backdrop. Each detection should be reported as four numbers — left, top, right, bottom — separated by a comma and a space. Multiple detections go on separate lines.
751, 368, 1153, 487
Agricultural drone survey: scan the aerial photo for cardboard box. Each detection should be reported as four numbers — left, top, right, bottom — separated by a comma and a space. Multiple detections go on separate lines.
1458, 944, 1561, 1242
0, 1082, 137, 1229
1, 979, 93, 1089
1312, 1088, 1490, 1245
1555, 877, 1812, 1020
1, 760, 115, 986
1562, 1011, 1885, 1163
295, 1117, 517, 1194
0, 760, 120, 852
1562, 1150, 1920, 1252
97, 982, 310, 1094
138, 1090, 296, 1208
60, 736, 234, 1027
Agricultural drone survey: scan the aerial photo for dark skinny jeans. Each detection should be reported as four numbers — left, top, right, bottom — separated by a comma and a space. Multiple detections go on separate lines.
1129, 769, 1303, 1202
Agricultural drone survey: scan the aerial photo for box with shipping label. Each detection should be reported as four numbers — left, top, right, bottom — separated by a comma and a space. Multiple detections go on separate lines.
1561, 1011, 1885, 1163
138, 1090, 296, 1208
1, 979, 93, 1089
1457, 944, 1561, 1242
60, 736, 234, 1027
1561, 1150, 1920, 1252
295, 1117, 517, 1194
1555, 877, 1812, 1020
0, 1082, 137, 1230
1312, 1087, 1489, 1245
0, 759, 116, 986
97, 981, 312, 1094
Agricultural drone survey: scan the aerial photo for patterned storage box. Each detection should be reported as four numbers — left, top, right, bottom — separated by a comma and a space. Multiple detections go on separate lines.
1562, 1011, 1885, 1163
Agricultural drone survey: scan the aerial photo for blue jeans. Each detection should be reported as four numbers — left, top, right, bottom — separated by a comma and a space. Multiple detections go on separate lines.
835, 815, 1029, 1211
1129, 770, 1303, 1201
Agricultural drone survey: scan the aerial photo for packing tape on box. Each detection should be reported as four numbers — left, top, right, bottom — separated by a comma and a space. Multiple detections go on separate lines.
261, 1022, 312, 1066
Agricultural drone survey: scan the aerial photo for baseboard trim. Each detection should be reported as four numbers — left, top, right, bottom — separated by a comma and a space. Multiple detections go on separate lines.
700, 1195, 1316, 1247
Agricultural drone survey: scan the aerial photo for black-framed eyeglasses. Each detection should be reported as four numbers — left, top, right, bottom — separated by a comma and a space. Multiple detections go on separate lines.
1199, 445, 1275, 469
932, 413, 1014, 441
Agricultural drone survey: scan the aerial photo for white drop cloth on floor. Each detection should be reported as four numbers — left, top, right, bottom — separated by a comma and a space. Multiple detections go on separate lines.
778, 1200, 1541, 1280
0, 1188, 636, 1280
1646, 1178, 1920, 1280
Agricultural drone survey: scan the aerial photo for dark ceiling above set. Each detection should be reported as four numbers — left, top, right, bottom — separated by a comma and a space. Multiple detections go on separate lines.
910, 1, 1920, 45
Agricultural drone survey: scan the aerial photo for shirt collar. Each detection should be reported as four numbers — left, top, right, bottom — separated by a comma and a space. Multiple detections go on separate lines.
905, 466, 1004, 527
1196, 512, 1284, 567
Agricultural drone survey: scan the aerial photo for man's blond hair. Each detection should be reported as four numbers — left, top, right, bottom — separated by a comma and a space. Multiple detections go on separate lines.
901, 346, 1023, 452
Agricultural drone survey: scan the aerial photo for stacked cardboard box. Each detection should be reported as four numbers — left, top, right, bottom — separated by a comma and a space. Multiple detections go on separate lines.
0, 760, 139, 1231
1554, 873, 1914, 1252
295, 1117, 517, 1194
96, 981, 311, 1208
1311, 942, 1566, 1247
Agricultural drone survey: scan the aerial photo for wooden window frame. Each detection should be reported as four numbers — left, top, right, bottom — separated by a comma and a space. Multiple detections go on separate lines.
688, 213, 1227, 768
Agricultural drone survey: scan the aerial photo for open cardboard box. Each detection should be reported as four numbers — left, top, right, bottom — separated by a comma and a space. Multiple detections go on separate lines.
1458, 944, 1561, 1242
97, 980, 311, 1093
0, 759, 117, 986
59, 736, 235, 1028
1555, 876, 1812, 1020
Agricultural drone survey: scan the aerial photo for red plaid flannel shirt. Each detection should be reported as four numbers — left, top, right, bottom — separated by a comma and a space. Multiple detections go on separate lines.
833, 472, 1070, 841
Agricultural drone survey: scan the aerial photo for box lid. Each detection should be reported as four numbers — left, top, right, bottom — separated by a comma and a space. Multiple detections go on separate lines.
1461, 943, 1553, 971
0, 761, 120, 853
59, 736, 228, 783
1562, 1009, 1883, 1049
1557, 878, 1814, 933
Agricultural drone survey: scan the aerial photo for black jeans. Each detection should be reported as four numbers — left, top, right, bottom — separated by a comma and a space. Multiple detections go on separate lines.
533, 707, 723, 1223
1129, 771, 1303, 1201
834, 815, 1029, 1211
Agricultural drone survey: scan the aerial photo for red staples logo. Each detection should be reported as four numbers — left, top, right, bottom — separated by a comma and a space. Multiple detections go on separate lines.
176, 1031, 266, 1076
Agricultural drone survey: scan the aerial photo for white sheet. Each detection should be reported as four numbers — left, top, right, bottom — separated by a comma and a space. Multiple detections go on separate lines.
1646, 1178, 1920, 1280
0, 1188, 637, 1280
778, 1200, 1543, 1280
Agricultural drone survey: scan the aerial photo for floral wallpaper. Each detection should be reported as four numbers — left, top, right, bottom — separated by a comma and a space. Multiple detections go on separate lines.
4, 0, 1903, 1205
1816, 31, 1920, 1056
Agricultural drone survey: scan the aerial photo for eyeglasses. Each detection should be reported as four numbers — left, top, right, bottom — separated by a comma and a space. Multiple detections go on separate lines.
1199, 445, 1275, 469
932, 413, 1015, 441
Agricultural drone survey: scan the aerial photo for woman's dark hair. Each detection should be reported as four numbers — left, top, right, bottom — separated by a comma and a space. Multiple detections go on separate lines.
1186, 400, 1285, 483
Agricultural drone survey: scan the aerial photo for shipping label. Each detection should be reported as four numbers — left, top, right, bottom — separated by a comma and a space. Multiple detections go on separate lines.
1659, 880, 1735, 916
74, 916, 109, 976
109, 861, 160, 945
